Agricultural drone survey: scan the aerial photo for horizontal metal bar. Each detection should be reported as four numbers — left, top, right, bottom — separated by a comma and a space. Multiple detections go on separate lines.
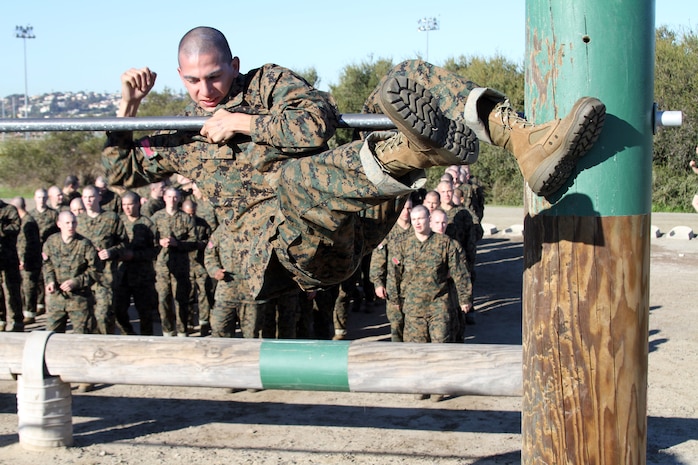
0, 114, 396, 133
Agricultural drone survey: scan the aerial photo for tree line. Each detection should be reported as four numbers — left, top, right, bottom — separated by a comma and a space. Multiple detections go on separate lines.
1, 26, 696, 211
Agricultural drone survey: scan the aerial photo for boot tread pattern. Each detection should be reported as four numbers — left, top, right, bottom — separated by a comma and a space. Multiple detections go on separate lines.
381, 76, 478, 164
539, 99, 606, 197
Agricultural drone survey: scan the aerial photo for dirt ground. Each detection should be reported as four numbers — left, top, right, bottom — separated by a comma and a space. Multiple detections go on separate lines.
1, 207, 697, 465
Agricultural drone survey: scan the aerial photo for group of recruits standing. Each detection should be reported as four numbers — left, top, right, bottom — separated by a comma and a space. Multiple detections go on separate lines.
0, 163, 484, 346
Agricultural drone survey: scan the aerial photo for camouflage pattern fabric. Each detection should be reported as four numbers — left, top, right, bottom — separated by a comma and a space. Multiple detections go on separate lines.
0, 201, 23, 328
205, 227, 263, 338
150, 209, 197, 335
370, 220, 411, 342
114, 214, 158, 335
42, 233, 102, 333
188, 214, 213, 326
77, 210, 127, 334
104, 60, 476, 301
17, 214, 42, 318
391, 232, 471, 343
28, 207, 59, 244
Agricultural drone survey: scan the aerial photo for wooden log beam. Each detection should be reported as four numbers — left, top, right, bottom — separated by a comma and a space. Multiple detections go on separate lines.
0, 333, 523, 396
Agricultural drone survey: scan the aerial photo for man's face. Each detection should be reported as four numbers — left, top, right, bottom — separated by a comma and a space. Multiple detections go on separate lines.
423, 194, 439, 213
121, 197, 139, 218
437, 183, 454, 206
430, 211, 448, 235
398, 200, 412, 222
82, 189, 100, 213
57, 214, 77, 237
178, 52, 238, 111
151, 182, 165, 199
411, 210, 430, 235
70, 201, 85, 217
164, 190, 180, 210
48, 189, 63, 208
34, 191, 48, 209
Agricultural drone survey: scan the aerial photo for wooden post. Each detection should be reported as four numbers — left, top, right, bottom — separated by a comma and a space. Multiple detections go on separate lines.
522, 1, 654, 463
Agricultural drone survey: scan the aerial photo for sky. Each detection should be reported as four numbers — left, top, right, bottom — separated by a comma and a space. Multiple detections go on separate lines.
1, 0, 696, 99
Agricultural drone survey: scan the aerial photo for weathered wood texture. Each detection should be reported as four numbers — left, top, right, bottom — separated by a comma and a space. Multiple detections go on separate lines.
348, 343, 522, 396
0, 334, 522, 396
522, 214, 649, 464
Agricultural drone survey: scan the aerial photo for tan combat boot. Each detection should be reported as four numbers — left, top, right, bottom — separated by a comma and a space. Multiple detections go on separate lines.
375, 76, 479, 178
488, 97, 606, 197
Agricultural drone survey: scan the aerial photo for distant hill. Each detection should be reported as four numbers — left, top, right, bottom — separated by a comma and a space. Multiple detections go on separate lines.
1, 91, 120, 119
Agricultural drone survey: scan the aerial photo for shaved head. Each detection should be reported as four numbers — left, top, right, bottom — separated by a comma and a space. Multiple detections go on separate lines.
178, 26, 232, 66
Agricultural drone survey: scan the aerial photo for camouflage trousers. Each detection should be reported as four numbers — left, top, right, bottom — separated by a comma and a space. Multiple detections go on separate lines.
92, 264, 117, 334
0, 266, 23, 327
114, 279, 157, 336
46, 291, 93, 334
155, 271, 191, 336
210, 299, 264, 339
20, 269, 40, 318
273, 60, 478, 292
403, 303, 452, 343
385, 301, 405, 342
261, 293, 300, 339
188, 271, 213, 325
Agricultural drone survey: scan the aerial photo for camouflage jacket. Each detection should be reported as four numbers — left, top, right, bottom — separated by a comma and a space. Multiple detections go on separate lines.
369, 222, 411, 299
150, 209, 197, 273
118, 214, 158, 283
17, 213, 42, 272
204, 226, 270, 303
28, 207, 59, 244
77, 211, 127, 256
390, 232, 472, 314
0, 200, 20, 266
141, 198, 165, 217
443, 204, 474, 248
42, 233, 102, 292
103, 64, 338, 298
189, 215, 212, 276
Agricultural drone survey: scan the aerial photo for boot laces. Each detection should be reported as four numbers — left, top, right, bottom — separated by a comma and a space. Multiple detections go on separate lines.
495, 100, 534, 130
377, 132, 404, 154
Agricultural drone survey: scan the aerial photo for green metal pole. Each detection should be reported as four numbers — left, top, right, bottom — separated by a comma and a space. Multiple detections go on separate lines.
523, 1, 653, 463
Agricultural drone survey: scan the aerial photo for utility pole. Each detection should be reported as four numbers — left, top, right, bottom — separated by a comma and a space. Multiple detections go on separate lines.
417, 17, 439, 62
15, 25, 36, 119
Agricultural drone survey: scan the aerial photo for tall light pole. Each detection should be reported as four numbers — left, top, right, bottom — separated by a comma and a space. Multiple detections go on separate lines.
417, 17, 439, 62
15, 25, 35, 119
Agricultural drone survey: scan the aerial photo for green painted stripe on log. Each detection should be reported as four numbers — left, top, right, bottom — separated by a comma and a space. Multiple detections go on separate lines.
259, 340, 350, 391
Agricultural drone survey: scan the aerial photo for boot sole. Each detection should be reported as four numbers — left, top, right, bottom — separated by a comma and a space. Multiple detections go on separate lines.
531, 97, 607, 197
379, 76, 479, 165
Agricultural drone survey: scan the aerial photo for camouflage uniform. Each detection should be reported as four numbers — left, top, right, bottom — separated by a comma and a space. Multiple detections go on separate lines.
0, 201, 23, 331
298, 287, 337, 340
391, 232, 472, 343
77, 211, 127, 334
370, 219, 411, 342
42, 232, 102, 333
150, 208, 197, 336
28, 207, 59, 244
193, 197, 219, 232
205, 227, 263, 338
27, 206, 58, 314
187, 213, 213, 329
103, 61, 474, 301
141, 197, 165, 217
261, 292, 301, 339
99, 188, 122, 214
114, 214, 158, 335
16, 212, 42, 321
